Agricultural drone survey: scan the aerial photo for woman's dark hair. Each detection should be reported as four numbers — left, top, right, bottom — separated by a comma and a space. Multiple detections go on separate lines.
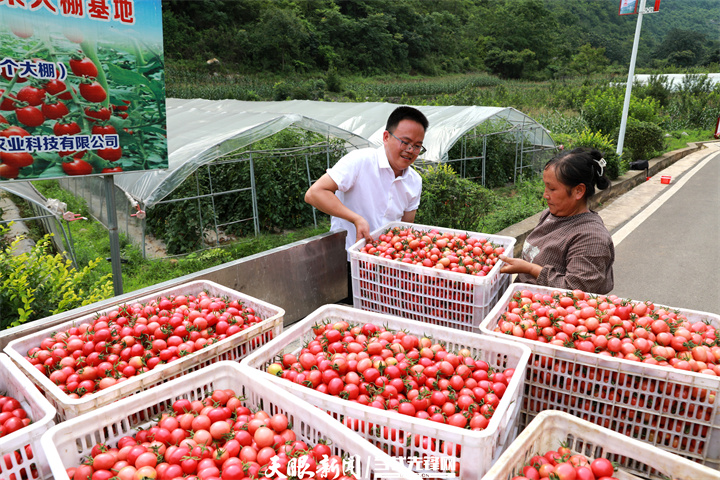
386, 105, 429, 132
545, 147, 611, 200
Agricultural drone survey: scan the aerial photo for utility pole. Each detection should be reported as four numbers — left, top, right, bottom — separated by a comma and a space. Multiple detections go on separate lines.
616, 0, 646, 157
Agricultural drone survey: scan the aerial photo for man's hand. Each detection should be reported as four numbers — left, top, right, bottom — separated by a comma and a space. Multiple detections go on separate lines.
305, 173, 372, 243
354, 217, 371, 243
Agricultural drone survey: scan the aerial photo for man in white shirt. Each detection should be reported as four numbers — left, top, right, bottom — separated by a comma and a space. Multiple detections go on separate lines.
305, 106, 429, 252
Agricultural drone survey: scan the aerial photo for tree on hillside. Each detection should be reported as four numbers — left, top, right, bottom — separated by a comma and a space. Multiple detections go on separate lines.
485, 49, 537, 80
250, 8, 314, 72
570, 44, 610, 78
653, 28, 706, 68
481, 0, 558, 78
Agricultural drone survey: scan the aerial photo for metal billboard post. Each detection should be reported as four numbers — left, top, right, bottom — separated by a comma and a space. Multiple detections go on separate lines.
616, 0, 646, 157
104, 175, 124, 296
616, 0, 660, 157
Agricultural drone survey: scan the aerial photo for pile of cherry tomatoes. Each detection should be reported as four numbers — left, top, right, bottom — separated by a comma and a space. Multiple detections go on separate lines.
23, 291, 265, 398
268, 320, 515, 432
66, 389, 358, 480
0, 394, 31, 438
511, 445, 618, 480
360, 227, 505, 276
493, 288, 720, 375
0, 395, 37, 480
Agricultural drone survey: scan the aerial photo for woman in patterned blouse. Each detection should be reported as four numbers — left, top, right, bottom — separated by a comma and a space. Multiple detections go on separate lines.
499, 147, 615, 294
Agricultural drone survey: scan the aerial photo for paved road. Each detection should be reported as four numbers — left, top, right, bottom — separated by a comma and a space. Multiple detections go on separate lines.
602, 142, 720, 314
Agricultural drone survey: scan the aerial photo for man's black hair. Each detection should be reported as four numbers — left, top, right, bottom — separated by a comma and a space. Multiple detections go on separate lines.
386, 106, 429, 132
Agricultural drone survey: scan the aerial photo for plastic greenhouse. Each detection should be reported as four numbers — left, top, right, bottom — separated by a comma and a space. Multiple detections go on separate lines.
0, 181, 78, 264
2, 100, 555, 259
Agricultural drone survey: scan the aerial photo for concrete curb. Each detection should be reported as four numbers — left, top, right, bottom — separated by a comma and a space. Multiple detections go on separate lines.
497, 141, 712, 257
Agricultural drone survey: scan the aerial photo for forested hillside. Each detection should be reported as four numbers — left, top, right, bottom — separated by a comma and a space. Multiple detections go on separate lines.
161, 0, 719, 79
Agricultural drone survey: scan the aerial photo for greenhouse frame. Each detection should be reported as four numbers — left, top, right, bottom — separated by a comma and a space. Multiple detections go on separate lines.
1, 100, 556, 259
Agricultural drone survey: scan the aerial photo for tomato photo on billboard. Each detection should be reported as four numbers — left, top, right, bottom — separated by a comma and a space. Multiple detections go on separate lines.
0, 1, 167, 181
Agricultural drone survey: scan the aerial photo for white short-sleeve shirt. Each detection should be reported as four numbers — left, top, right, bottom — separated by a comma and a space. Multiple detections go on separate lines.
327, 146, 422, 252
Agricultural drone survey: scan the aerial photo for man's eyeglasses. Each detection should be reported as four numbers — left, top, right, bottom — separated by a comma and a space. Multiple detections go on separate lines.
389, 132, 426, 155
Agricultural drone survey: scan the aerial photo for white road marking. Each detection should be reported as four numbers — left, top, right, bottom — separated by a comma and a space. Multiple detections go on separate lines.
612, 152, 716, 246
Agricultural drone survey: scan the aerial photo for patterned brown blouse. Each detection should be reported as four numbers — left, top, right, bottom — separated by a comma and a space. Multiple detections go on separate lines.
516, 209, 615, 294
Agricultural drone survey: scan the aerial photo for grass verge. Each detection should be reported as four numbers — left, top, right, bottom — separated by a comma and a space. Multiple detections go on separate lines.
663, 129, 713, 151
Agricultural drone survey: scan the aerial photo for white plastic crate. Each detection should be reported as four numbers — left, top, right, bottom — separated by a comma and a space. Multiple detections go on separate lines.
479, 283, 720, 471
349, 221, 515, 332
0, 353, 55, 480
42, 361, 420, 480
482, 410, 720, 480
241, 304, 532, 480
4, 280, 284, 422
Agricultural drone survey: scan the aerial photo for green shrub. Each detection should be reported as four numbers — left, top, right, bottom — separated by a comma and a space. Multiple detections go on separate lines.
581, 87, 659, 136
634, 74, 673, 107
325, 67, 342, 93
272, 81, 293, 101
0, 225, 113, 328
535, 110, 589, 136
565, 129, 625, 179
475, 178, 546, 233
549, 133, 574, 150
416, 164, 498, 230
617, 118, 665, 162
417, 166, 545, 234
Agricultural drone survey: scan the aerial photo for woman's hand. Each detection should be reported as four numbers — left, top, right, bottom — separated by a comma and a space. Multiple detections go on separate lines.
499, 255, 542, 278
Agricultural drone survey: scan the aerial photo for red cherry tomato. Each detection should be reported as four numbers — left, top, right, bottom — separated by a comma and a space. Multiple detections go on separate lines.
16, 86, 46, 106
15, 106, 45, 127
62, 158, 93, 176
69, 57, 99, 78
79, 81, 107, 103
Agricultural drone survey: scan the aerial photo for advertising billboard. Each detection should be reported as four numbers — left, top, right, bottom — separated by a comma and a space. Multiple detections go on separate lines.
0, 0, 167, 181
619, 0, 639, 15
620, 0, 661, 15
